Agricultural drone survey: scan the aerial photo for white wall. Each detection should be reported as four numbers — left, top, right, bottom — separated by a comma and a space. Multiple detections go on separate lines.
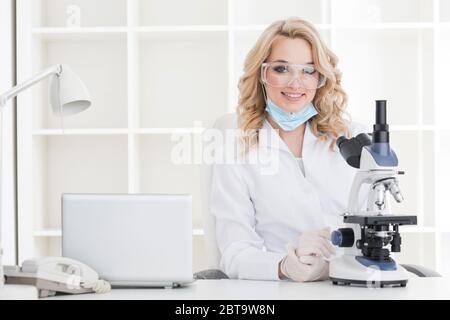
0, 0, 17, 264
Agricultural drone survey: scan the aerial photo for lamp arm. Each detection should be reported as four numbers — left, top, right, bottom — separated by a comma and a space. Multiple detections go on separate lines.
1, 64, 61, 286
0, 64, 62, 109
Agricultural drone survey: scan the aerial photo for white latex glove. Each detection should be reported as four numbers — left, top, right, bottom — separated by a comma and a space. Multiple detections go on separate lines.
295, 228, 336, 259
280, 228, 335, 282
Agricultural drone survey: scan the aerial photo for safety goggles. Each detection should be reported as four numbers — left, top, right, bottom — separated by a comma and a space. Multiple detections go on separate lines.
261, 62, 326, 89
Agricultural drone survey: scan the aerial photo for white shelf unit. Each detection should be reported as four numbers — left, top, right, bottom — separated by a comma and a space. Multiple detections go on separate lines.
16, 0, 450, 275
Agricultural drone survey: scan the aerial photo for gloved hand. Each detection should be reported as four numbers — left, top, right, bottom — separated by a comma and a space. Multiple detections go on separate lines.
279, 228, 335, 282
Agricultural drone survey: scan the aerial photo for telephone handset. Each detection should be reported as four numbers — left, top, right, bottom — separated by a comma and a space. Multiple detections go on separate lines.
4, 257, 111, 298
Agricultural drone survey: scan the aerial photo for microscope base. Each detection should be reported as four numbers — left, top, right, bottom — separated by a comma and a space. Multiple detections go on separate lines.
330, 278, 407, 287
329, 255, 409, 288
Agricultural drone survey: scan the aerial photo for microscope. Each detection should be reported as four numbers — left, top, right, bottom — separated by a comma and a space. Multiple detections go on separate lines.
329, 100, 417, 287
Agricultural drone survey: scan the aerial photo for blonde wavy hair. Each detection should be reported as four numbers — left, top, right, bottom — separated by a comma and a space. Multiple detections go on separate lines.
237, 18, 351, 153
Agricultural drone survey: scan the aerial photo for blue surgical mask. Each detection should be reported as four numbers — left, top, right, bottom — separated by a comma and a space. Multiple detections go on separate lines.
265, 98, 318, 131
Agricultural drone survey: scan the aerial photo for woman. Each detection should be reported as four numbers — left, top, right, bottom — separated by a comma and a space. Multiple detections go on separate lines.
210, 18, 369, 282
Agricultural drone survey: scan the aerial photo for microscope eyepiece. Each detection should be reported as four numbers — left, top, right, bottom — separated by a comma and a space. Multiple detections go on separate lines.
373, 100, 389, 143
337, 133, 372, 169
376, 100, 387, 125
336, 136, 348, 148
355, 133, 372, 146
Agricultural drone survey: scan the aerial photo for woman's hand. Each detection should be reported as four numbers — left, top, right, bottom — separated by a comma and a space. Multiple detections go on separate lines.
279, 228, 335, 282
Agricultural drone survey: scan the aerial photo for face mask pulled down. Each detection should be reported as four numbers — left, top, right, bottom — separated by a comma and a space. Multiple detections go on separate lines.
265, 97, 318, 131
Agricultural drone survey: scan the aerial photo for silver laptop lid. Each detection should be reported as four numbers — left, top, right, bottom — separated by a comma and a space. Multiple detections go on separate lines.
62, 193, 192, 284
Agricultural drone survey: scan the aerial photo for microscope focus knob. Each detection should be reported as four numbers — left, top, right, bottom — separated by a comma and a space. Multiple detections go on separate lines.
331, 228, 355, 247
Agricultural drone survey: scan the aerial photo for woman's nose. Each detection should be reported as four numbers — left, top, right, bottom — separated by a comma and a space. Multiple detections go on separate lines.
287, 76, 303, 89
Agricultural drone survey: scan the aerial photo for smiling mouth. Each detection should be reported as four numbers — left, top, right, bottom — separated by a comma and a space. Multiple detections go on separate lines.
282, 92, 305, 98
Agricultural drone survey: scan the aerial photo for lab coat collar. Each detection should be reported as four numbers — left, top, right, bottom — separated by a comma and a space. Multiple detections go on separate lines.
259, 116, 316, 152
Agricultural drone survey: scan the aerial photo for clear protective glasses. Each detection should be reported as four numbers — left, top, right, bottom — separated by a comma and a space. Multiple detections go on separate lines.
261, 61, 326, 90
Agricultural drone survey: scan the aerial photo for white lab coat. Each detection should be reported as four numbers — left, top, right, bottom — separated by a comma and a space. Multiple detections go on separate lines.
210, 117, 370, 280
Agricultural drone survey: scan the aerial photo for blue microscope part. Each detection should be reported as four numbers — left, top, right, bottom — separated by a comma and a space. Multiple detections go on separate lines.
365, 143, 399, 167
331, 230, 342, 246
355, 256, 397, 271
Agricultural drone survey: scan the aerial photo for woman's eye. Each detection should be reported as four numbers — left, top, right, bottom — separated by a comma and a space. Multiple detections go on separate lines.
273, 65, 289, 73
303, 66, 316, 75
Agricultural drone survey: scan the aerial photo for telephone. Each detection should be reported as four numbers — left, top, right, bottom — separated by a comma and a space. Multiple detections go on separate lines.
3, 257, 111, 298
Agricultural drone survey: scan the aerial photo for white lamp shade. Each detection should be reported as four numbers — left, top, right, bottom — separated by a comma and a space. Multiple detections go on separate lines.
50, 64, 91, 116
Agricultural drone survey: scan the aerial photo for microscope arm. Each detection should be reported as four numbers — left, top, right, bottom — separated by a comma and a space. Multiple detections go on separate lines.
347, 170, 400, 215
347, 171, 372, 214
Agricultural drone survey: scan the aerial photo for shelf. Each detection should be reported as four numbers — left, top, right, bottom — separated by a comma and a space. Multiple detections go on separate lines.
390, 125, 436, 131
435, 131, 450, 231
32, 128, 129, 136
33, 237, 62, 257
31, 128, 209, 135
331, 0, 433, 24
31, 36, 128, 129
232, 30, 262, 104
31, 27, 128, 40
137, 31, 228, 128
33, 228, 62, 237
438, 22, 450, 28
32, 26, 230, 37
440, 0, 450, 22
135, 25, 229, 33
334, 28, 433, 126
32, 226, 444, 237
136, 0, 227, 26
438, 232, 450, 277
33, 0, 127, 28
436, 29, 450, 128
332, 22, 434, 29
233, 0, 327, 26
386, 131, 435, 227
383, 126, 450, 133
32, 135, 129, 230
133, 128, 206, 134
136, 135, 204, 227
192, 228, 205, 236
32, 27, 128, 33
233, 24, 333, 31
33, 228, 204, 237
135, 29, 228, 42
231, 22, 438, 34
30, 23, 450, 34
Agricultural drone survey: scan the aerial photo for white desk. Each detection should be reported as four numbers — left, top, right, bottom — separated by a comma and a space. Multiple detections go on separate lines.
0, 285, 38, 300
46, 277, 450, 300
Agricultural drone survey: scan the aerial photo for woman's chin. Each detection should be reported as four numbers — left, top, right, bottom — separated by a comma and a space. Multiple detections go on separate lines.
282, 102, 306, 113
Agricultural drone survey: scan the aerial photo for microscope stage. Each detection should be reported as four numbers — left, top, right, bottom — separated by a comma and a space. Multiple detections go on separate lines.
343, 215, 417, 226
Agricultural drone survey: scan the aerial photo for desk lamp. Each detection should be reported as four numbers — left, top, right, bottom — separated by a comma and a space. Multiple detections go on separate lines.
0, 64, 91, 290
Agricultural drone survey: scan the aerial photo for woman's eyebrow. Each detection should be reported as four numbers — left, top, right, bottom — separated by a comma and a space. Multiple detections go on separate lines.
272, 59, 314, 64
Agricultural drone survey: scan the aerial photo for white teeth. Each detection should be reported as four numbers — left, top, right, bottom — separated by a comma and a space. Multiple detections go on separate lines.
283, 92, 304, 98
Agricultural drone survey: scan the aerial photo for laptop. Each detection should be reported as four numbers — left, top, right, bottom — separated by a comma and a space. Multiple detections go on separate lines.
62, 193, 194, 288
